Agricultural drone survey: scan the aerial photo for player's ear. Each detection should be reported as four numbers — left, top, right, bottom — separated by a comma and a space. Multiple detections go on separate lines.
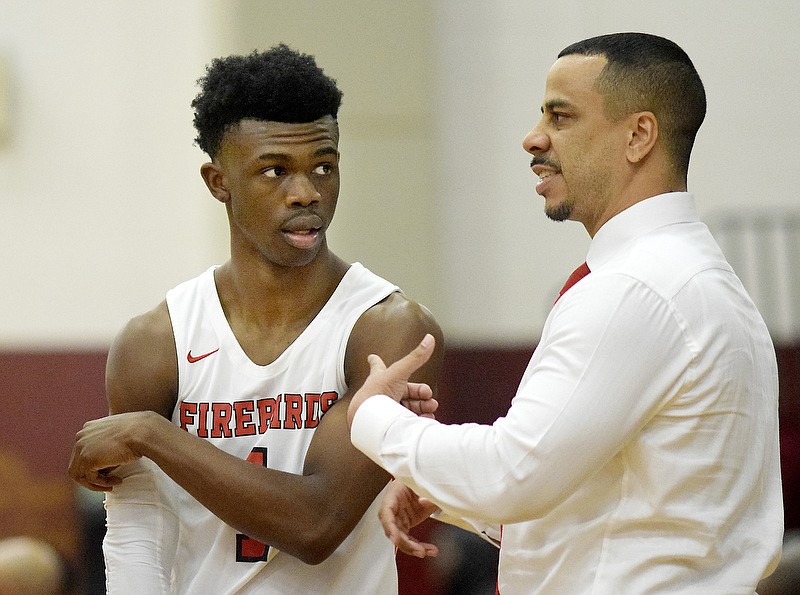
200, 162, 230, 203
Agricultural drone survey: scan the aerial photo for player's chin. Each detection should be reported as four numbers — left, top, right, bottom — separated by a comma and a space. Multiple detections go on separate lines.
264, 240, 324, 268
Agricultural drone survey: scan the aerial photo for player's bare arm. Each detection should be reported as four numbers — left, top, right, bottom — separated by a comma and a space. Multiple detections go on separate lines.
105, 301, 178, 418
344, 292, 443, 418
69, 292, 443, 565
346, 325, 439, 428
273, 291, 443, 562
68, 301, 178, 489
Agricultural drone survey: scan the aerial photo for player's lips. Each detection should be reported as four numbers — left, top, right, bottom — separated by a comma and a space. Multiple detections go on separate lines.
282, 214, 323, 249
284, 229, 320, 249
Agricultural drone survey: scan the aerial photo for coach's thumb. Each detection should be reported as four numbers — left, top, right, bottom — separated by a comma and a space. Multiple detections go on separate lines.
390, 334, 436, 378
417, 333, 435, 355
366, 353, 388, 374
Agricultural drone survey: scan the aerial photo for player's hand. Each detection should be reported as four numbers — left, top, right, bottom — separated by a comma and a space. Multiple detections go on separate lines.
346, 334, 437, 427
68, 411, 158, 492
379, 481, 440, 558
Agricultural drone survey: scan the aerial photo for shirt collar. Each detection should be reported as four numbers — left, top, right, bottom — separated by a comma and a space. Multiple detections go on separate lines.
586, 192, 699, 270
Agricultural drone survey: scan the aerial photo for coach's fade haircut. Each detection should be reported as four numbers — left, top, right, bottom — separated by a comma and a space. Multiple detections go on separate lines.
559, 32, 706, 179
192, 44, 343, 159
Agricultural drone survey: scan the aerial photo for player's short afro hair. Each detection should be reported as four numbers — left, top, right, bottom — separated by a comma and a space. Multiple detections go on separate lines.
191, 44, 343, 159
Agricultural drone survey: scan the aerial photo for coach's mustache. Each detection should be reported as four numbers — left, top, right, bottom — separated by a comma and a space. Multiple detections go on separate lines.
530, 156, 560, 171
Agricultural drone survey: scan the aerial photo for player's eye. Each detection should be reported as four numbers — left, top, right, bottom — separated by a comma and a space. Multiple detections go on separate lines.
314, 163, 333, 175
263, 166, 285, 178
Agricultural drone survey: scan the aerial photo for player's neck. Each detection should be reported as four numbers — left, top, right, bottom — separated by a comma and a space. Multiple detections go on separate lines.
217, 249, 349, 324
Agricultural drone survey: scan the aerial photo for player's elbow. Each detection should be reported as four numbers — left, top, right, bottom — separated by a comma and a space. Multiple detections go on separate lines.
291, 524, 345, 565
295, 545, 334, 566
282, 507, 354, 565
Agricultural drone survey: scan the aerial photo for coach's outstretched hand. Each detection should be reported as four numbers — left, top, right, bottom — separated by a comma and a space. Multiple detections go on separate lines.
346, 334, 437, 427
379, 480, 440, 558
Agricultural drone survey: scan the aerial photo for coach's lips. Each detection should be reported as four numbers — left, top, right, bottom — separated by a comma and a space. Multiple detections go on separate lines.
531, 164, 560, 196
282, 215, 323, 249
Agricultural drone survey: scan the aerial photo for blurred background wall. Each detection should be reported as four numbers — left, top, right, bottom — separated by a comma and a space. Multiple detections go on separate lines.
1, 1, 798, 593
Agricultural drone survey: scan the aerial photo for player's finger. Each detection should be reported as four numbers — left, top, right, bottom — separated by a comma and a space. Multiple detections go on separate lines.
91, 470, 122, 487
77, 472, 120, 492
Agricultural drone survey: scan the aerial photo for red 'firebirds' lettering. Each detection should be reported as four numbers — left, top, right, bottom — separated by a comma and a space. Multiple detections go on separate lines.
178, 391, 338, 436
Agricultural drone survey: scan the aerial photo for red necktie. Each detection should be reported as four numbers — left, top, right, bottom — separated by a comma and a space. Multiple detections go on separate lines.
555, 261, 590, 303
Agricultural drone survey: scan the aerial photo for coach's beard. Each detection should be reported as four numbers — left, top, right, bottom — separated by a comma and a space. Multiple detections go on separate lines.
545, 200, 572, 222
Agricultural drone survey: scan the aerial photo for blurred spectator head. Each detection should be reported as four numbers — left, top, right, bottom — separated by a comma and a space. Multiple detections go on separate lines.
0, 536, 66, 595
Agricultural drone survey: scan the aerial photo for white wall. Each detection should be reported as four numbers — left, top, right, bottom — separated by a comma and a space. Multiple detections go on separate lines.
1, 1, 798, 349
0, 1, 229, 348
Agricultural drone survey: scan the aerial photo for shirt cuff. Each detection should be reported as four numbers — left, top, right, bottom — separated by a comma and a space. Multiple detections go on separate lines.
350, 394, 414, 465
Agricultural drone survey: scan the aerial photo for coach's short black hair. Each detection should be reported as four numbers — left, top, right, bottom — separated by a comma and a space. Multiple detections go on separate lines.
192, 44, 343, 159
559, 33, 706, 178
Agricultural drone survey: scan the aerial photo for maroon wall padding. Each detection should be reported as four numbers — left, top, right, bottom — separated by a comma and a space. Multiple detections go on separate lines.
0, 350, 108, 477
1, 344, 797, 594
777, 346, 800, 530
0, 350, 108, 588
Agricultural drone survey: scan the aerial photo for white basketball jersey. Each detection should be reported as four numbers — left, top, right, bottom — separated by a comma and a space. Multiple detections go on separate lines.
160, 262, 399, 594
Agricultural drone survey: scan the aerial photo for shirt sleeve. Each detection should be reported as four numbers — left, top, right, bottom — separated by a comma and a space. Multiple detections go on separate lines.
103, 458, 178, 594
350, 274, 692, 524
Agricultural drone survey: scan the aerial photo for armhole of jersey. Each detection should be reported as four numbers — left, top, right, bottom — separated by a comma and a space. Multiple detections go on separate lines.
336, 285, 400, 390
165, 285, 191, 414
164, 300, 183, 414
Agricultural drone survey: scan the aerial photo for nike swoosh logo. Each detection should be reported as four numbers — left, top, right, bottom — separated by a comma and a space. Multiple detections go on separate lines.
187, 348, 220, 363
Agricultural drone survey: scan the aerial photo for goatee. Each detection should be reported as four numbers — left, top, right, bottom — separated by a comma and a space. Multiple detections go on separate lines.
545, 202, 572, 222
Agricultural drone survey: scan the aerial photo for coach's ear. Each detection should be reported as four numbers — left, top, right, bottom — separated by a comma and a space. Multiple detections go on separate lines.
625, 111, 658, 164
200, 162, 231, 204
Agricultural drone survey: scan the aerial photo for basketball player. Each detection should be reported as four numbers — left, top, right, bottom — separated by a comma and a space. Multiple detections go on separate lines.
68, 45, 443, 593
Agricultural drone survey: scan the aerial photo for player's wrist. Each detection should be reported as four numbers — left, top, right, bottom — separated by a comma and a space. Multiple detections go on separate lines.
128, 411, 170, 458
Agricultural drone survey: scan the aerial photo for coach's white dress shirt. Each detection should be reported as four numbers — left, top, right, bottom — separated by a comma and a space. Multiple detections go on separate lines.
352, 193, 783, 594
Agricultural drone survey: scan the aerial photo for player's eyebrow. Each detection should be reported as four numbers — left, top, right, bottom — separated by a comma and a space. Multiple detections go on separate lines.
256, 146, 338, 161
313, 146, 338, 158
256, 152, 288, 161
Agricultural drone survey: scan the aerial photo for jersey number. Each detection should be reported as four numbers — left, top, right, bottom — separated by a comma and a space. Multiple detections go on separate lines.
235, 447, 270, 563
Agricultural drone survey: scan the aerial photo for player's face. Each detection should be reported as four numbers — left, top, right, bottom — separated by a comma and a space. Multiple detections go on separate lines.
522, 55, 624, 235
215, 117, 340, 267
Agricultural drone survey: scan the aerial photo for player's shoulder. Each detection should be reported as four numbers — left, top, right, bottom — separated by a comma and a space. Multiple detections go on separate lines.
106, 301, 178, 415
360, 291, 441, 337
115, 301, 174, 350
347, 291, 444, 376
